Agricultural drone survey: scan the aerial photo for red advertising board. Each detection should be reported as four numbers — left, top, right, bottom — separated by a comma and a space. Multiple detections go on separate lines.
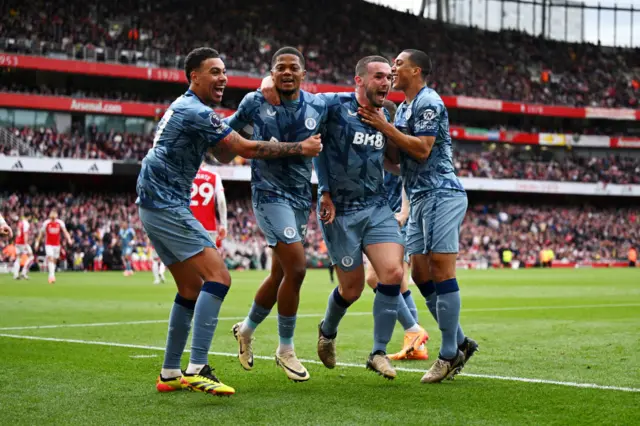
2, 53, 638, 121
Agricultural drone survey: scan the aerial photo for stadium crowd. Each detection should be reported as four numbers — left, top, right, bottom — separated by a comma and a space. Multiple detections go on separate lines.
1, 0, 638, 107
3, 127, 640, 185
1, 192, 637, 272
456, 148, 640, 185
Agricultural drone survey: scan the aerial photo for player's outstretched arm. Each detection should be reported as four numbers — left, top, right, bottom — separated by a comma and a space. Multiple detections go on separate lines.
0, 214, 12, 238
216, 131, 322, 160
358, 107, 433, 162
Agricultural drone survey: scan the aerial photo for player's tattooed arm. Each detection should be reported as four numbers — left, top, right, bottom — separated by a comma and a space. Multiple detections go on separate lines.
217, 131, 323, 159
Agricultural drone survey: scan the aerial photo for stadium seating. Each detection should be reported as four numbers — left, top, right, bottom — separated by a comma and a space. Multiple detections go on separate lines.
1, 0, 638, 107
1, 192, 636, 269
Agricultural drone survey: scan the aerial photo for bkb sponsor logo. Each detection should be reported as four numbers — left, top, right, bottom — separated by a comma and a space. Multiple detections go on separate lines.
352, 131, 384, 149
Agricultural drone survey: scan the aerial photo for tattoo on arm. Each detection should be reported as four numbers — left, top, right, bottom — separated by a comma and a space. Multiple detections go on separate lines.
254, 141, 302, 159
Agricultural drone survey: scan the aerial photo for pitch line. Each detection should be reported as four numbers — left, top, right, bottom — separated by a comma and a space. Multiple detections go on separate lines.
1, 303, 638, 331
0, 333, 637, 393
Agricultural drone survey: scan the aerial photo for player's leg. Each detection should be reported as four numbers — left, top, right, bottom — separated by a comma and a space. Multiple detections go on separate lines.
363, 241, 404, 379
317, 212, 365, 369
140, 206, 234, 396
272, 239, 308, 380
45, 246, 56, 283
318, 264, 365, 369
152, 258, 160, 284
12, 246, 22, 279
233, 253, 283, 370
21, 246, 34, 279
362, 204, 423, 378
420, 195, 477, 384
389, 257, 430, 361
328, 264, 335, 284
156, 259, 200, 392
364, 256, 378, 291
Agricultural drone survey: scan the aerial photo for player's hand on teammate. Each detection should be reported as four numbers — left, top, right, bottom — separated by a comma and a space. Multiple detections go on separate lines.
301, 134, 323, 157
358, 106, 388, 131
260, 76, 280, 106
0, 224, 12, 238
319, 192, 336, 225
395, 212, 409, 227
218, 228, 227, 240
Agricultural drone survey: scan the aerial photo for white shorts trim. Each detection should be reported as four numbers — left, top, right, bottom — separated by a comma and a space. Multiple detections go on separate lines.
16, 244, 33, 256
45, 245, 61, 259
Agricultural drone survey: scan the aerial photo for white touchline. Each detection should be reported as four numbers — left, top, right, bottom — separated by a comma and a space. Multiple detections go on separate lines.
0, 333, 638, 393
130, 354, 158, 358
1, 303, 638, 331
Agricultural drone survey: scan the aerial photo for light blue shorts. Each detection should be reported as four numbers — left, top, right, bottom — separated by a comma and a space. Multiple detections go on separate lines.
139, 205, 215, 266
406, 193, 468, 256
252, 192, 309, 248
320, 204, 404, 271
123, 247, 134, 257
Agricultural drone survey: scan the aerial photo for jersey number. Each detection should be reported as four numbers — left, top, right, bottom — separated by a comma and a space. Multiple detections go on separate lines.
153, 110, 175, 146
191, 182, 215, 206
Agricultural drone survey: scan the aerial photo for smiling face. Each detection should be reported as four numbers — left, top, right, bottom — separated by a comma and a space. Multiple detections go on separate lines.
355, 61, 392, 108
391, 51, 417, 91
271, 54, 306, 98
190, 57, 228, 105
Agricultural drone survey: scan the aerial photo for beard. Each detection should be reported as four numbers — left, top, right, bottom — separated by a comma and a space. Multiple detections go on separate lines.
366, 86, 385, 108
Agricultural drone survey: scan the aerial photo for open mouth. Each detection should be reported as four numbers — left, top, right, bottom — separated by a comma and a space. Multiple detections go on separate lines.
376, 90, 388, 99
281, 79, 295, 86
213, 86, 225, 97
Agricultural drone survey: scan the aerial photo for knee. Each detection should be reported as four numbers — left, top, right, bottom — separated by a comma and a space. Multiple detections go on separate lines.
380, 265, 404, 285
206, 269, 232, 287
284, 264, 306, 287
340, 285, 363, 303
430, 261, 453, 283
178, 286, 200, 301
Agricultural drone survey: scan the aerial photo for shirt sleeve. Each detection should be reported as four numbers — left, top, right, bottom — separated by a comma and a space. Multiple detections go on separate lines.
191, 107, 233, 147
225, 92, 258, 132
411, 99, 442, 137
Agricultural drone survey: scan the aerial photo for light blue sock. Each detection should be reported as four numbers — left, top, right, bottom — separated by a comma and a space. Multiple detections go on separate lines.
422, 281, 465, 346
162, 294, 195, 370
402, 290, 420, 324
436, 279, 461, 359
244, 302, 271, 330
372, 284, 401, 353
321, 287, 351, 338
278, 314, 296, 346
397, 290, 417, 330
189, 281, 229, 365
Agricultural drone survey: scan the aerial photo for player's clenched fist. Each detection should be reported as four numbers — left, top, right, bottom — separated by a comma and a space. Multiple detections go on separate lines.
300, 134, 323, 157
0, 223, 12, 238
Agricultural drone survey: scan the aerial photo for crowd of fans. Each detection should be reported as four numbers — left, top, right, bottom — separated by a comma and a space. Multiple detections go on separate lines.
1, 191, 636, 273
1, 0, 639, 107
456, 146, 640, 185
3, 126, 640, 185
460, 203, 638, 266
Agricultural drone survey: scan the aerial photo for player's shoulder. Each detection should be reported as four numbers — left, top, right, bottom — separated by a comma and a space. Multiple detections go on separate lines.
242, 90, 265, 105
415, 87, 444, 110
315, 91, 350, 107
300, 90, 328, 107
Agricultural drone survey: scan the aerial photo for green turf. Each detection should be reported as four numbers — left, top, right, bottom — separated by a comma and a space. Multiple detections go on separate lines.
1, 269, 639, 425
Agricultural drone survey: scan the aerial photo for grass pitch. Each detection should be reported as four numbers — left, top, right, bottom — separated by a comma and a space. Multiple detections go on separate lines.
1, 268, 639, 425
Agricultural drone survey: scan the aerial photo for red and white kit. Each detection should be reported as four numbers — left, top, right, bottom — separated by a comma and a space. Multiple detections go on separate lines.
15, 219, 33, 255
41, 218, 67, 259
190, 166, 227, 245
